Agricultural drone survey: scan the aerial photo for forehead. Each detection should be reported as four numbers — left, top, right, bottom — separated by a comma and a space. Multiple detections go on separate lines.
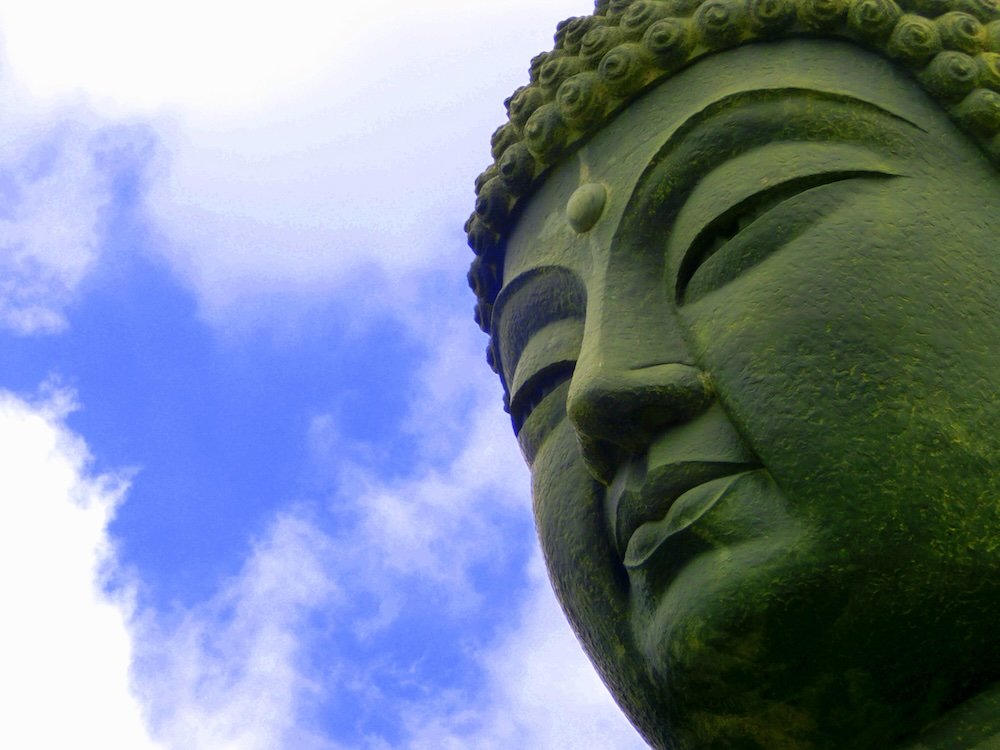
500, 38, 942, 286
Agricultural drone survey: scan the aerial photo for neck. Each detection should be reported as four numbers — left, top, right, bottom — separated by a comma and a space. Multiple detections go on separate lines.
902, 683, 1000, 750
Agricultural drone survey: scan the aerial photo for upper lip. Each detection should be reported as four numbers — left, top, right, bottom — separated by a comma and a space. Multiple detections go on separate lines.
603, 402, 762, 558
608, 457, 758, 557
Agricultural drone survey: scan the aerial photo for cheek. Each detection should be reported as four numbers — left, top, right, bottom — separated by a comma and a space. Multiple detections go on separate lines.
678, 210, 1000, 543
530, 419, 628, 645
529, 420, 665, 733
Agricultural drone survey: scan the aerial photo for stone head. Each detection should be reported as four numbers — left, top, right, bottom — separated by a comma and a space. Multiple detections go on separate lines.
467, 1, 1000, 747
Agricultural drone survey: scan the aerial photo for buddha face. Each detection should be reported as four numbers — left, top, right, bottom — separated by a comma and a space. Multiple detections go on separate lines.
493, 40, 1000, 749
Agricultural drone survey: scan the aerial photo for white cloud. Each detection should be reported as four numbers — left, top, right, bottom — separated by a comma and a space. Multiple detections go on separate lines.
0, 384, 341, 750
0, 385, 160, 748
0, 1, 587, 118
0, 2, 592, 332
137, 0, 587, 325
0, 1, 373, 117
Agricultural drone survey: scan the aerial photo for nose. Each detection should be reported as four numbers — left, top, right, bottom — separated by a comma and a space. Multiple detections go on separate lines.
567, 361, 714, 485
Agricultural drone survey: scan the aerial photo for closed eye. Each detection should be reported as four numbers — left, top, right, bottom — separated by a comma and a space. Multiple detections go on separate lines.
510, 361, 575, 435
676, 170, 895, 304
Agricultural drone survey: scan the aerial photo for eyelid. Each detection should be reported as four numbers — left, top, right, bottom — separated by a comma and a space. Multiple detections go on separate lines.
491, 266, 586, 389
515, 380, 574, 464
511, 361, 575, 435
676, 169, 896, 303
666, 142, 904, 284
508, 318, 583, 433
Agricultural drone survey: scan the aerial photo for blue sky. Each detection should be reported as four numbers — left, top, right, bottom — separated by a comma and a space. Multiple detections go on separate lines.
0, 2, 648, 747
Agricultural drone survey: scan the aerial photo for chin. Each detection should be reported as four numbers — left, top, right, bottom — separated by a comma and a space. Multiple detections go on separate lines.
627, 510, 1000, 750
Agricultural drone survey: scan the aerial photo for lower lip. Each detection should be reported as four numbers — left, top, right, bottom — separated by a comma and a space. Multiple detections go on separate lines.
623, 472, 751, 569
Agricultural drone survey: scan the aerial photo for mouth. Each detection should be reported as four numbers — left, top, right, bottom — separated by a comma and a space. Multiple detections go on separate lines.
608, 459, 759, 565
605, 402, 763, 572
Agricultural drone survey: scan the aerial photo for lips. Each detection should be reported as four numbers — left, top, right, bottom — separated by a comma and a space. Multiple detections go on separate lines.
608, 458, 758, 562
605, 402, 763, 570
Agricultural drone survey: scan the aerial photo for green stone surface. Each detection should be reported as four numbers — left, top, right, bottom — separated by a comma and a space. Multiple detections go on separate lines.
481, 33, 1000, 750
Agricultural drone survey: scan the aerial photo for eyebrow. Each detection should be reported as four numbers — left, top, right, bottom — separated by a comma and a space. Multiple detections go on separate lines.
491, 265, 586, 391
664, 87, 927, 167
614, 87, 926, 252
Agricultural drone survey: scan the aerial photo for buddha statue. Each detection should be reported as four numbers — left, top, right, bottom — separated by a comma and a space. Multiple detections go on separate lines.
465, 0, 1000, 747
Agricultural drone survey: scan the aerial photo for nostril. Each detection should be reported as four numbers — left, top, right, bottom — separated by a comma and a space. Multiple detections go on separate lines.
576, 435, 626, 486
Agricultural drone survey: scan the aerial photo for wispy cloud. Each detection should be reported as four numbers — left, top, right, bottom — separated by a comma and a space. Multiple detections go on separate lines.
396, 552, 647, 750
137, 512, 343, 750
328, 320, 529, 610
0, 84, 142, 334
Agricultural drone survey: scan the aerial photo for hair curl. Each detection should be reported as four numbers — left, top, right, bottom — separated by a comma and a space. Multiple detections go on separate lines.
466, 0, 1000, 367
